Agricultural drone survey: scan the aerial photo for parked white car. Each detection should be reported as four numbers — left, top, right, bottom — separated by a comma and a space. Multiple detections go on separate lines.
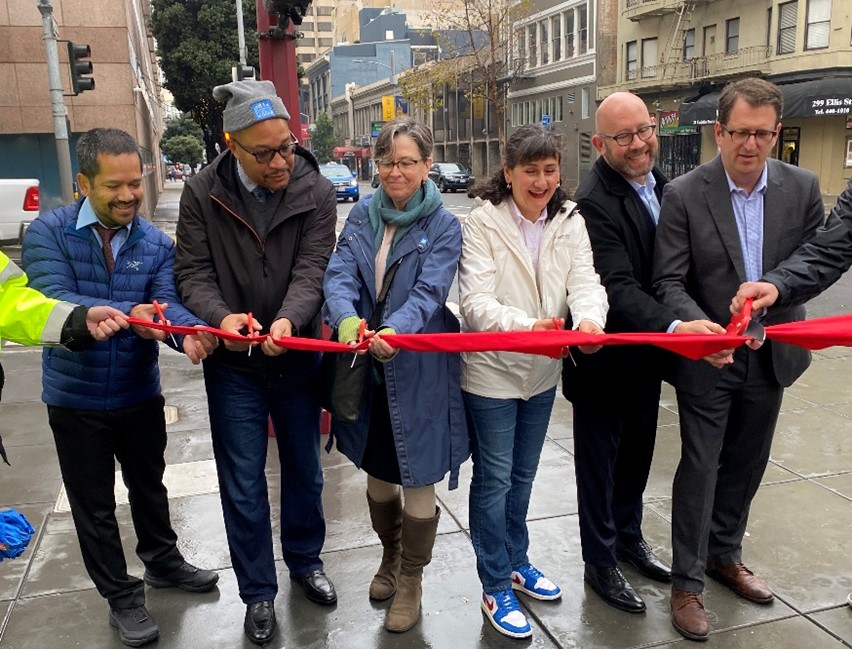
0, 179, 39, 244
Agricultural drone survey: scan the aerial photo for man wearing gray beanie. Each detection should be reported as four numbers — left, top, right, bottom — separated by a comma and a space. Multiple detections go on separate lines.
174, 79, 338, 645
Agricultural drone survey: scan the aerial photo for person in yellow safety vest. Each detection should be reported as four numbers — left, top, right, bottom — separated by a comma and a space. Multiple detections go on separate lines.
0, 251, 128, 464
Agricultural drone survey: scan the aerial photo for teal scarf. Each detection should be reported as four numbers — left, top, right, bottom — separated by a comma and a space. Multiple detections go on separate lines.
369, 179, 443, 254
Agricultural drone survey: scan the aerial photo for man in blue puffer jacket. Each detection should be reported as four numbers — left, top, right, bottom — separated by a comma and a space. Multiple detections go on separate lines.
21, 128, 219, 648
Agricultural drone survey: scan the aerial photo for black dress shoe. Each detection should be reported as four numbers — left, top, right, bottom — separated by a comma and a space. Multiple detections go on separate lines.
291, 569, 337, 605
244, 600, 277, 645
617, 539, 672, 583
584, 564, 646, 613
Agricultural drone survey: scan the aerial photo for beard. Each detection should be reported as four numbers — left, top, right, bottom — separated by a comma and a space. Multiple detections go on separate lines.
604, 143, 658, 180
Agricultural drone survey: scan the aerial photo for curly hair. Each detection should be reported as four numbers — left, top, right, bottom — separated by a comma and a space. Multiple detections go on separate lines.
469, 124, 570, 219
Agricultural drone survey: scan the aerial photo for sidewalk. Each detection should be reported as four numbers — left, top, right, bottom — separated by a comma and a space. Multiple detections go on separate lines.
0, 185, 850, 648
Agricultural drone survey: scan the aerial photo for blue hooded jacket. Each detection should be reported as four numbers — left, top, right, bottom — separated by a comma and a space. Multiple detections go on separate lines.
323, 196, 469, 489
21, 201, 204, 410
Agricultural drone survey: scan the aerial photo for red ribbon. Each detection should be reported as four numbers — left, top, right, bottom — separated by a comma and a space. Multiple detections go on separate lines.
126, 313, 852, 360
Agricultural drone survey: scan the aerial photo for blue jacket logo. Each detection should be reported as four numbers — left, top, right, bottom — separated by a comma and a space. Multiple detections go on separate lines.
417, 236, 429, 250
125, 260, 142, 271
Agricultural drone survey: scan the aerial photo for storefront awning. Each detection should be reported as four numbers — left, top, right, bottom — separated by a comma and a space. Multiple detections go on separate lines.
679, 92, 719, 126
333, 146, 372, 158
780, 77, 852, 118
679, 77, 852, 125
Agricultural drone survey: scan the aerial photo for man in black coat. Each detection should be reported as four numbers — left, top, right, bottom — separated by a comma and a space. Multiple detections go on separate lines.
563, 91, 719, 613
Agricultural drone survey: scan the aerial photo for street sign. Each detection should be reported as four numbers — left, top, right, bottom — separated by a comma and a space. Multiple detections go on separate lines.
541, 114, 551, 128
371, 121, 386, 137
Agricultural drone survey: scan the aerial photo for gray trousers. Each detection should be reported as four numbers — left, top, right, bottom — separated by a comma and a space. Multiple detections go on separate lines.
671, 346, 783, 593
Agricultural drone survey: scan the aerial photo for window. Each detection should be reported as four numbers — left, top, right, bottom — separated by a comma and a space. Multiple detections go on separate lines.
766, 8, 773, 47
726, 18, 740, 53
319, 38, 332, 47
540, 21, 549, 65
683, 28, 695, 60
806, 0, 831, 49
516, 28, 526, 69
626, 41, 638, 80
777, 1, 798, 54
641, 38, 658, 77
552, 15, 562, 61
581, 87, 590, 119
301, 21, 314, 31
529, 24, 538, 67
318, 22, 333, 32
578, 4, 589, 54
553, 95, 563, 121
565, 10, 575, 57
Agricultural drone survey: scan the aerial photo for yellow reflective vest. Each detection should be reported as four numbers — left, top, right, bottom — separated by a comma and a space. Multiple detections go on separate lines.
0, 251, 75, 346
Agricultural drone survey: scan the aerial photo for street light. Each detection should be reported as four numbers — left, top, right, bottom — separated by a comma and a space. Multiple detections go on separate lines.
351, 51, 396, 85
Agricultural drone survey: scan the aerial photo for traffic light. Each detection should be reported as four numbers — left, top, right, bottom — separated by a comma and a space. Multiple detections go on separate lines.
233, 64, 256, 81
67, 42, 95, 95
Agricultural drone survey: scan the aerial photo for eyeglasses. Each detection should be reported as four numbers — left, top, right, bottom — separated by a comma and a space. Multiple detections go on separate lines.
376, 158, 423, 172
231, 136, 298, 164
597, 124, 656, 147
720, 124, 778, 145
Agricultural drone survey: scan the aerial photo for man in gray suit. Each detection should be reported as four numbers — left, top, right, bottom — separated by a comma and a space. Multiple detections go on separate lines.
652, 77, 824, 641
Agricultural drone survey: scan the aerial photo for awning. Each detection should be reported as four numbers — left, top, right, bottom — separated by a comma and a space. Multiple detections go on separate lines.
333, 146, 372, 158
780, 77, 852, 118
679, 92, 720, 126
679, 77, 852, 125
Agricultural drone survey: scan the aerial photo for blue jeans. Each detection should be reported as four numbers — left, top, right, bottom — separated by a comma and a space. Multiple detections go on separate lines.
464, 386, 556, 594
203, 357, 325, 604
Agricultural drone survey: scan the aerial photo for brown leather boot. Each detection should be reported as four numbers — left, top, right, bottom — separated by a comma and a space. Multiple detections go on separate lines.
671, 587, 709, 641
385, 507, 440, 633
705, 559, 774, 604
367, 491, 402, 601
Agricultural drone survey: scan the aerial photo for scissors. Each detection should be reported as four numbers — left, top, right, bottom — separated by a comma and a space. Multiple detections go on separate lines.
152, 300, 179, 348
725, 298, 766, 349
351, 319, 367, 368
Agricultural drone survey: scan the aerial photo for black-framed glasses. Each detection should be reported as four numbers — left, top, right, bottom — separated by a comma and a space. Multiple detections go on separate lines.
597, 124, 656, 147
231, 136, 298, 164
376, 158, 423, 172
720, 124, 778, 145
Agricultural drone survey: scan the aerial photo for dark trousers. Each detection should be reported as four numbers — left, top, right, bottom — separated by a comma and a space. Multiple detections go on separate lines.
671, 346, 783, 592
572, 383, 660, 567
203, 357, 325, 604
48, 396, 183, 609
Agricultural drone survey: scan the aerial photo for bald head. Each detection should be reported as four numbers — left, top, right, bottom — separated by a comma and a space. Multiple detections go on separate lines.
592, 92, 658, 182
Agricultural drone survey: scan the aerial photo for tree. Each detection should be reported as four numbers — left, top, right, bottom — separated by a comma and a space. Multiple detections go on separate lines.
161, 135, 205, 167
310, 111, 335, 164
150, 0, 258, 163
397, 0, 531, 160
163, 113, 205, 141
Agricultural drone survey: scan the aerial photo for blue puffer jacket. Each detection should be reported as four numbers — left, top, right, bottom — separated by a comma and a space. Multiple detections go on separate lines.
21, 201, 204, 410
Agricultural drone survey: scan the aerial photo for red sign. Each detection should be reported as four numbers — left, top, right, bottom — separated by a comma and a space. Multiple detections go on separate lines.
301, 123, 310, 142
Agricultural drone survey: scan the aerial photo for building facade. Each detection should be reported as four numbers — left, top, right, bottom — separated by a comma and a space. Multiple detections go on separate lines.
510, 0, 599, 190
0, 0, 163, 213
597, 0, 852, 196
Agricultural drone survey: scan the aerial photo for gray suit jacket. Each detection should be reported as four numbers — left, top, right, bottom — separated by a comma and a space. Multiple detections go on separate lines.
762, 178, 852, 306
652, 156, 824, 394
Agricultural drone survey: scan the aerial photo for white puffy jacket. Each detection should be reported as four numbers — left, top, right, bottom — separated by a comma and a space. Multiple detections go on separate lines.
459, 198, 608, 399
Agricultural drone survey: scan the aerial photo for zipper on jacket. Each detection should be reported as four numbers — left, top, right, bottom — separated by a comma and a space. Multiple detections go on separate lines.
262, 252, 268, 278
209, 194, 266, 251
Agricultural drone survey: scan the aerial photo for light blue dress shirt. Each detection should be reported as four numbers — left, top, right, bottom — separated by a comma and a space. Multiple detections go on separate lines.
76, 197, 132, 259
627, 172, 661, 225
726, 165, 767, 283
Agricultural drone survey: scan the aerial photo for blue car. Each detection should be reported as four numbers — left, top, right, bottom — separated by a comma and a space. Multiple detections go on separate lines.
320, 163, 360, 202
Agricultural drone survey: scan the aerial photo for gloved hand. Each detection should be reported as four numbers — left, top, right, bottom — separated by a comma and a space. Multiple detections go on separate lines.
337, 316, 363, 345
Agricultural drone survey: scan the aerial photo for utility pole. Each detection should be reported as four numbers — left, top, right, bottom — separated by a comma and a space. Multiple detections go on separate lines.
236, 0, 247, 66
37, 0, 74, 205
257, 1, 305, 140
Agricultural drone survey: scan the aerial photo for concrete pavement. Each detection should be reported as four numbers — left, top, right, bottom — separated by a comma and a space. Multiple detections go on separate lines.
0, 183, 850, 648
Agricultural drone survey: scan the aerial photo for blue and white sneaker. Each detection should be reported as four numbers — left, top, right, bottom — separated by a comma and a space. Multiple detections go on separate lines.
511, 563, 562, 601
481, 590, 533, 639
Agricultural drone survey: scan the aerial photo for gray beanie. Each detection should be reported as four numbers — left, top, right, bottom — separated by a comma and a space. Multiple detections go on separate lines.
213, 80, 290, 133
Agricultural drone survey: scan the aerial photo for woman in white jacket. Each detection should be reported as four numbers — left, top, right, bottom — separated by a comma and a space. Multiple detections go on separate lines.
459, 125, 608, 639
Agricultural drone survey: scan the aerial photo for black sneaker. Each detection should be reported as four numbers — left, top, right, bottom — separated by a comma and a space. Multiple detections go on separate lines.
144, 560, 219, 593
108, 605, 160, 647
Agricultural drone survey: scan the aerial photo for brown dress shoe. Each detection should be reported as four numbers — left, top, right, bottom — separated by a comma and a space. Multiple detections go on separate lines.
671, 588, 709, 641
705, 560, 774, 604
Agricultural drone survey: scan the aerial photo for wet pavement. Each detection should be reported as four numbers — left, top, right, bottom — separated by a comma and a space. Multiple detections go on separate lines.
0, 184, 850, 648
